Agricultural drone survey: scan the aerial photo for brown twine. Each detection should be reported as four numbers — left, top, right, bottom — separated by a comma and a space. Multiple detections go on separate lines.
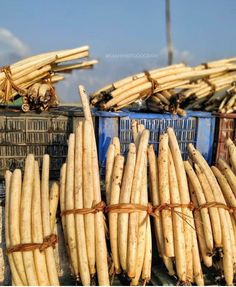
144, 70, 159, 99
7, 234, 58, 254
106, 202, 195, 219
195, 201, 236, 213
202, 78, 216, 93
0, 66, 27, 102
61, 201, 106, 216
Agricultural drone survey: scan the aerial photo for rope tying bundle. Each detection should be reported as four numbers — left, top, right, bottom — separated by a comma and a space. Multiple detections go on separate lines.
61, 201, 106, 216
195, 201, 236, 213
7, 234, 58, 254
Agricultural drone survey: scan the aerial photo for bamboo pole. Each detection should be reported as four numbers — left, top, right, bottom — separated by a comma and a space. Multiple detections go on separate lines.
109, 155, 124, 274
32, 162, 50, 286
9, 169, 28, 285
49, 182, 59, 233
158, 133, 174, 257
118, 143, 136, 272
74, 121, 90, 286
147, 145, 175, 275
20, 154, 39, 285
167, 128, 193, 281
127, 130, 150, 278
188, 144, 234, 286
169, 151, 186, 282
188, 182, 212, 267
194, 164, 222, 247
83, 120, 95, 276
79, 85, 110, 286
218, 159, 236, 197
131, 155, 148, 285
65, 134, 79, 277
183, 163, 213, 258
41, 155, 59, 286
5, 171, 23, 286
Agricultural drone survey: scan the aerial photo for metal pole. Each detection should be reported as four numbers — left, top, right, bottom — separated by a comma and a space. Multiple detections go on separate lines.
165, 0, 173, 65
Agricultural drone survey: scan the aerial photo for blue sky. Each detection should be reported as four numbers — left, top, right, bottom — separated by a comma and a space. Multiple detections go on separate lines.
0, 0, 236, 102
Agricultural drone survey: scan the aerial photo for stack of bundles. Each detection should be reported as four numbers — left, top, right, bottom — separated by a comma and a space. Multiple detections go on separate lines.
0, 46, 97, 112
147, 127, 203, 285
91, 57, 236, 115
59, 86, 109, 286
5, 154, 60, 286
185, 143, 236, 286
105, 124, 152, 285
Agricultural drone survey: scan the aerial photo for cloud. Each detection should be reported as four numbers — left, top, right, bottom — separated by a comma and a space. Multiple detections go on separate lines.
0, 27, 30, 66
160, 46, 194, 64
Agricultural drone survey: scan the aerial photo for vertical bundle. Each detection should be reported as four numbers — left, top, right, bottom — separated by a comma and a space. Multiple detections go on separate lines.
60, 86, 109, 286
5, 154, 59, 286
187, 144, 236, 285
105, 124, 151, 285
148, 128, 203, 285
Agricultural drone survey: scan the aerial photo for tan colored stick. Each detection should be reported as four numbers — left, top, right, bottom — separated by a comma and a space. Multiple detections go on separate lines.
169, 151, 186, 282
112, 137, 121, 156
83, 120, 96, 276
131, 155, 148, 285
20, 154, 39, 285
65, 135, 79, 277
147, 145, 175, 275
41, 155, 59, 285
225, 138, 236, 173
218, 159, 236, 197
118, 143, 136, 271
105, 143, 115, 204
109, 155, 124, 274
5, 171, 23, 286
9, 170, 28, 285
141, 217, 152, 283
127, 130, 150, 278
158, 133, 174, 257
167, 128, 193, 281
184, 161, 214, 251
49, 182, 59, 233
188, 144, 234, 286
188, 182, 212, 267
79, 85, 110, 285
32, 162, 50, 285
74, 122, 90, 285
211, 166, 236, 221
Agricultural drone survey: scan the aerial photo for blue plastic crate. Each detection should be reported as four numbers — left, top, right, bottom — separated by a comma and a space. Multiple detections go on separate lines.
94, 110, 216, 175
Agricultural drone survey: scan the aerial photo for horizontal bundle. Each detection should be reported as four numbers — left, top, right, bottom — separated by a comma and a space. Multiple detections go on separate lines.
5, 154, 60, 286
59, 86, 110, 285
105, 125, 152, 285
0, 46, 97, 111
91, 57, 236, 115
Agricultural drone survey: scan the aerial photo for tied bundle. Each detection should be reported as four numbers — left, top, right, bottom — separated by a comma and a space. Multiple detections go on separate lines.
59, 86, 110, 286
5, 154, 60, 286
91, 57, 236, 115
148, 127, 203, 285
186, 142, 236, 286
105, 124, 152, 285
0, 46, 97, 112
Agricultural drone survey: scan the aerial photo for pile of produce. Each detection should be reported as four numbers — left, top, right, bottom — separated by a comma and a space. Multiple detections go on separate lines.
0, 46, 97, 112
105, 124, 151, 285
91, 57, 236, 115
59, 86, 109, 285
5, 154, 59, 285
148, 127, 203, 285
185, 143, 236, 286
